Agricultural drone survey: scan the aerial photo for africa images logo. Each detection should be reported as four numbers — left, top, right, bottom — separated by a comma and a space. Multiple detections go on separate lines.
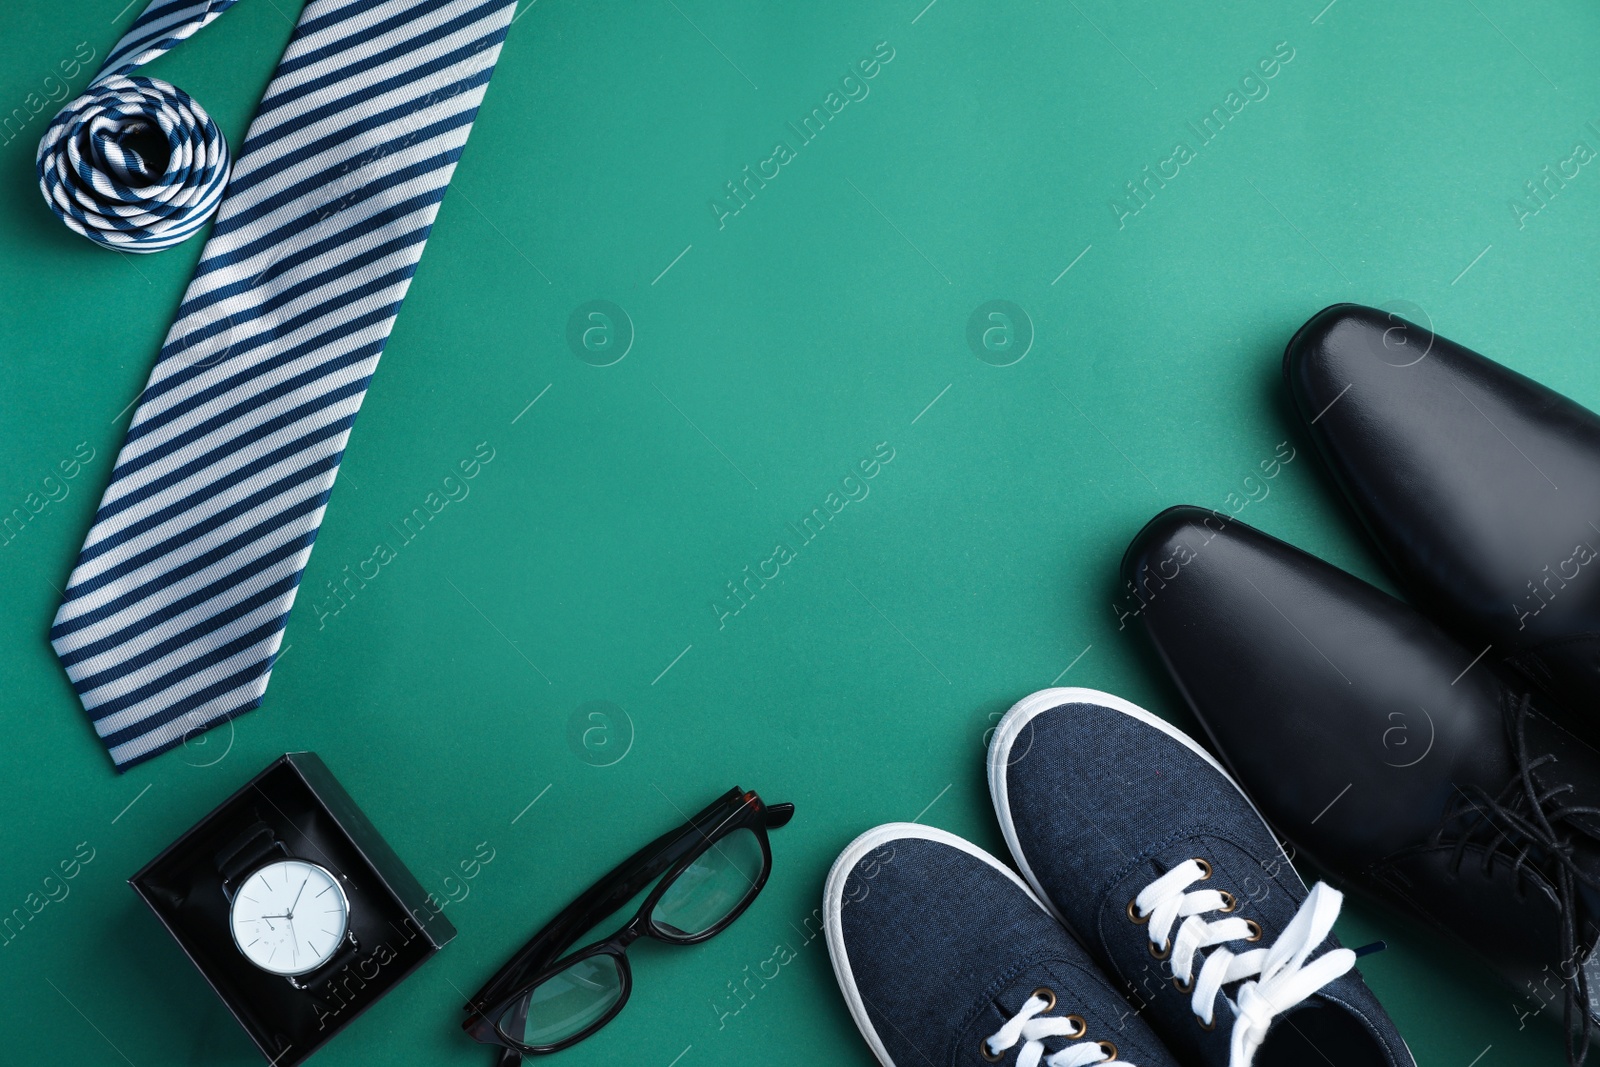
712, 442, 896, 629
709, 42, 897, 230
1109, 41, 1295, 230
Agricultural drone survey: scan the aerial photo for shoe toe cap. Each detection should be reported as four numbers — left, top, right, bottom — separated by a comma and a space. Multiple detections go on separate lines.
1282, 303, 1425, 419
825, 826, 1175, 1067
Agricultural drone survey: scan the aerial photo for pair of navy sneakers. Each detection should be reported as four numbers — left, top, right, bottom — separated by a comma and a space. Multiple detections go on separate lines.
823, 688, 1415, 1067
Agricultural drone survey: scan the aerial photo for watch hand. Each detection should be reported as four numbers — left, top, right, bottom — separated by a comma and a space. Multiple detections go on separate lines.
287, 874, 309, 919
286, 913, 303, 959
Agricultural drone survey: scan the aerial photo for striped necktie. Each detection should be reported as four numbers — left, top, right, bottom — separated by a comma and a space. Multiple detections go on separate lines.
46, 0, 518, 771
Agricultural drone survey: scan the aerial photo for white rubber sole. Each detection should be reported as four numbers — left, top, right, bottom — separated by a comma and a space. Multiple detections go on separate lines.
822, 822, 1052, 1067
985, 686, 1300, 928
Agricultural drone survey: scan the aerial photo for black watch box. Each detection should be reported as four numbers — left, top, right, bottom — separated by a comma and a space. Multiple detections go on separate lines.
129, 752, 456, 1066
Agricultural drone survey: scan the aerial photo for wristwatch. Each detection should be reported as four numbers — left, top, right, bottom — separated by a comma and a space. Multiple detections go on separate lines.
216, 820, 358, 987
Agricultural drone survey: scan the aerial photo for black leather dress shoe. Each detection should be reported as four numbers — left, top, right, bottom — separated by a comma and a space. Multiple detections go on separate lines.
1285, 304, 1600, 732
1122, 505, 1600, 1062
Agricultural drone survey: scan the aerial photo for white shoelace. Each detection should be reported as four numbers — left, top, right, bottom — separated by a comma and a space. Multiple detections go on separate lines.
984, 992, 1136, 1067
1131, 859, 1357, 1067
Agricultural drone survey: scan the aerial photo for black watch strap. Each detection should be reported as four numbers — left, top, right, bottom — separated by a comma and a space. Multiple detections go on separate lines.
215, 820, 287, 896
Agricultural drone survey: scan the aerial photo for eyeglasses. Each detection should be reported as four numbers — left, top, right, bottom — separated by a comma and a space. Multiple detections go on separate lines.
462, 787, 793, 1062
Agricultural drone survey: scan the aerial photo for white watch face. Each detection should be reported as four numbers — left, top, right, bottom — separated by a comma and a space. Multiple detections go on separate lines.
228, 859, 350, 976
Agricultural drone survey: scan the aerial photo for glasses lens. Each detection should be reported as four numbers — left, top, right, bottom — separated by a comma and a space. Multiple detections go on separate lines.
498, 954, 623, 1048
651, 827, 766, 938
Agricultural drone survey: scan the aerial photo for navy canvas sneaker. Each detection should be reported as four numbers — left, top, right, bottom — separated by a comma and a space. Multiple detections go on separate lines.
825, 823, 1179, 1067
988, 688, 1414, 1067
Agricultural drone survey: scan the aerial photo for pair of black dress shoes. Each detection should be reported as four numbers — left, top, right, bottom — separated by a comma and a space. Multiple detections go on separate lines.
1120, 304, 1600, 1065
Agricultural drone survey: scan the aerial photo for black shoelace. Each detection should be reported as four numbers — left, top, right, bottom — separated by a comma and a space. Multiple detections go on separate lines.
1437, 694, 1600, 1066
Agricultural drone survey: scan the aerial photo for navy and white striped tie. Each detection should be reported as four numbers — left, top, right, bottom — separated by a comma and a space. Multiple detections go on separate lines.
47, 0, 518, 771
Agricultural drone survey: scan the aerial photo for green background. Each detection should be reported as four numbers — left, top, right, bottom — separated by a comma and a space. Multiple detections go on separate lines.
2, 0, 1595, 1063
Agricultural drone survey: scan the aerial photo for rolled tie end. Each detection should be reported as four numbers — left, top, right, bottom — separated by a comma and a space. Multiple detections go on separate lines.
37, 74, 231, 253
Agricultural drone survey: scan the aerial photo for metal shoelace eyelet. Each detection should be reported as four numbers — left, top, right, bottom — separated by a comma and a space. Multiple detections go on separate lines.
1217, 889, 1237, 913
1173, 973, 1194, 994
1193, 857, 1212, 880
1148, 937, 1172, 960
1126, 897, 1149, 925
1195, 1012, 1218, 1032
979, 991, 1073, 1061
1244, 918, 1264, 943
1098, 1040, 1119, 1059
